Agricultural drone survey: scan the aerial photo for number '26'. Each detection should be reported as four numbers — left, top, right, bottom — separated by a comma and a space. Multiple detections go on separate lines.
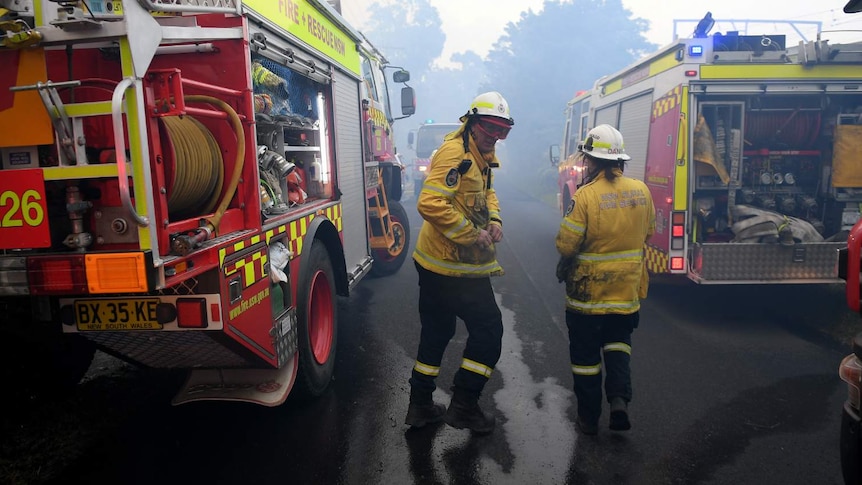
1, 189, 45, 227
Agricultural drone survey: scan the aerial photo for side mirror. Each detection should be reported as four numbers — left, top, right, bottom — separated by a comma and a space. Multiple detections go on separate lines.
549, 144, 561, 166
393, 69, 410, 83
401, 86, 416, 117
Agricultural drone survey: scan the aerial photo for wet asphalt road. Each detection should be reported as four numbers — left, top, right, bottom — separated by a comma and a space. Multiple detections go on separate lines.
7, 177, 856, 484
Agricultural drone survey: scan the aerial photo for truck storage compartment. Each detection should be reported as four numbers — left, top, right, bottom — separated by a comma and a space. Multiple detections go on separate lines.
692, 92, 862, 250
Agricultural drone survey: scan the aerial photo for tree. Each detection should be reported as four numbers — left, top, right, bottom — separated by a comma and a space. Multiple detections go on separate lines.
364, 0, 445, 78
483, 0, 656, 167
362, 1, 487, 161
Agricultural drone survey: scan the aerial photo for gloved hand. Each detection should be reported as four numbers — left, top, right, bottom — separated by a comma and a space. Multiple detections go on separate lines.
556, 256, 573, 283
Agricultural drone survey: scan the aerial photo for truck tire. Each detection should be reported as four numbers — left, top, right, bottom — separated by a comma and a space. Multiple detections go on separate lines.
295, 240, 338, 397
370, 200, 410, 277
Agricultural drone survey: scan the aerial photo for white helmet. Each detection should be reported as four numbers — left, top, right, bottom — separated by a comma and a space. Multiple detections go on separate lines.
579, 124, 630, 161
460, 91, 514, 125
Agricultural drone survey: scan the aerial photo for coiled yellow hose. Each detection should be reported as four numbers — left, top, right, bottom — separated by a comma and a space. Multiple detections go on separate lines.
184, 95, 245, 234
161, 115, 223, 217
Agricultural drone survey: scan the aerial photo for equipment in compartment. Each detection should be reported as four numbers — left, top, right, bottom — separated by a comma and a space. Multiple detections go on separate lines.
251, 54, 329, 217
691, 97, 854, 244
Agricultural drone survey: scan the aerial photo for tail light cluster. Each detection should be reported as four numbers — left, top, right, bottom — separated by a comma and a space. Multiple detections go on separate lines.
669, 211, 686, 272
26, 252, 150, 295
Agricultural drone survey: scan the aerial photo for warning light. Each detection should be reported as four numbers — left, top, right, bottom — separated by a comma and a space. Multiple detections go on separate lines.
689, 45, 704, 56
685, 70, 698, 77
670, 257, 685, 270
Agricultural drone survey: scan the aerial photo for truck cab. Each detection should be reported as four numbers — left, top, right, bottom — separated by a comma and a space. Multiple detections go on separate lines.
406, 122, 460, 191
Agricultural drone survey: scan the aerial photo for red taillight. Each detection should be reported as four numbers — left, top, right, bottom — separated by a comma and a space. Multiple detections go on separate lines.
685, 70, 698, 77
670, 211, 686, 251
176, 297, 208, 328
670, 257, 685, 270
28, 255, 88, 295
840, 354, 862, 409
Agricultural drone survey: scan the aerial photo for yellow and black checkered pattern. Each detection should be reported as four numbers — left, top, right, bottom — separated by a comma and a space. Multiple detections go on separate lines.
224, 247, 269, 289
367, 106, 391, 133
218, 203, 344, 276
645, 244, 669, 274
652, 86, 682, 120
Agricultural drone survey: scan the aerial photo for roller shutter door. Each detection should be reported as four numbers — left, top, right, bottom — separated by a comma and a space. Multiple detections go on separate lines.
618, 93, 652, 182
332, 69, 372, 278
594, 105, 618, 128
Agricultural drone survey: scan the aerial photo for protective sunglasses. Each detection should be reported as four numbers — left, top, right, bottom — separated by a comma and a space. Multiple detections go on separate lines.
474, 119, 511, 140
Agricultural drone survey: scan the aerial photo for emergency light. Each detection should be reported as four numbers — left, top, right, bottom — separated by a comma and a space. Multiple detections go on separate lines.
689, 45, 704, 56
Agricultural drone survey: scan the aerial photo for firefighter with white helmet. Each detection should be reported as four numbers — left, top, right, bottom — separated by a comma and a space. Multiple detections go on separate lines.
555, 124, 655, 435
404, 91, 513, 434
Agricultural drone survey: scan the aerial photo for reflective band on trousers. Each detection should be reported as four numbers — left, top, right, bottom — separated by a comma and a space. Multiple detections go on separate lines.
461, 358, 493, 378
603, 342, 632, 355
571, 363, 602, 376
413, 361, 440, 377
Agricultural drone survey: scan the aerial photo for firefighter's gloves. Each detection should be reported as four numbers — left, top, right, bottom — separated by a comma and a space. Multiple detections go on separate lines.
556, 256, 574, 283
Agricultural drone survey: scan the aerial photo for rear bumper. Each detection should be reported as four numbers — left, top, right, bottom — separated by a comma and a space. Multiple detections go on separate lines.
691, 242, 843, 283
841, 401, 861, 485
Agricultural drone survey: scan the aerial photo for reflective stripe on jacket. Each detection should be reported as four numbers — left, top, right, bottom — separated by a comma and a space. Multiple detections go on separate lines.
413, 127, 504, 278
555, 169, 655, 314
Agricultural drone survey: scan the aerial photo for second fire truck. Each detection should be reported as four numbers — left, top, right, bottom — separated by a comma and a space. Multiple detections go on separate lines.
553, 25, 862, 284
0, 0, 415, 405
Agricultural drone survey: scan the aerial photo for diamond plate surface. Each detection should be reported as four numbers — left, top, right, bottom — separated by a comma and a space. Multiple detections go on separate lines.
85, 331, 252, 368
693, 242, 844, 281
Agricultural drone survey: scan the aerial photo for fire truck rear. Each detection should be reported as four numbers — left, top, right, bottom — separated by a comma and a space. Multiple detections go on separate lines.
553, 24, 862, 284
0, 0, 414, 405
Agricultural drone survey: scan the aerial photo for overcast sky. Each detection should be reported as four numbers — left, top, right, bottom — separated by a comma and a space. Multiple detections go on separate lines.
340, 0, 862, 67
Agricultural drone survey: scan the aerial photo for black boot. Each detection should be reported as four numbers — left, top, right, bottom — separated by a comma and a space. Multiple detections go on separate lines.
444, 388, 495, 434
405, 402, 446, 428
609, 396, 631, 431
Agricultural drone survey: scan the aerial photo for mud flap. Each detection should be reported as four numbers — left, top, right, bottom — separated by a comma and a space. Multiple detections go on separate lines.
171, 352, 298, 407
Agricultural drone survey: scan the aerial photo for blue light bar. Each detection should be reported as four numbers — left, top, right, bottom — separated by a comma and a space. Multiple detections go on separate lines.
689, 45, 704, 56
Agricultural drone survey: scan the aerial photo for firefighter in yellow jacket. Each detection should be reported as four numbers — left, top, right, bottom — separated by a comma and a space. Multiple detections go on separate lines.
555, 124, 655, 436
405, 92, 513, 434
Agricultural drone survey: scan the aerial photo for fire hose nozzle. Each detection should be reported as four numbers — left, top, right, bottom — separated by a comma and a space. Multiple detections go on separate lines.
171, 227, 212, 256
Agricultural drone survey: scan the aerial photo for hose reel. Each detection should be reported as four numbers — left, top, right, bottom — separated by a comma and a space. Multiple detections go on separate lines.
159, 115, 224, 219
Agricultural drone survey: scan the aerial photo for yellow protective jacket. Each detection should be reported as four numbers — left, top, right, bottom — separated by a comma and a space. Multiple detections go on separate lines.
555, 168, 655, 314
413, 124, 504, 278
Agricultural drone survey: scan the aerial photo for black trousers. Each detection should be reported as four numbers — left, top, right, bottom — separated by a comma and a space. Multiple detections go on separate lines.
409, 262, 503, 401
566, 310, 636, 423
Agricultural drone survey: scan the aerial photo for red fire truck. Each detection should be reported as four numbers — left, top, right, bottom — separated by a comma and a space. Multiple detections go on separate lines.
407, 121, 460, 190
552, 26, 862, 284
0, 0, 414, 406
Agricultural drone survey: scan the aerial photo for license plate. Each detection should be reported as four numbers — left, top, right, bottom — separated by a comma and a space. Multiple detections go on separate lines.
75, 298, 161, 331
